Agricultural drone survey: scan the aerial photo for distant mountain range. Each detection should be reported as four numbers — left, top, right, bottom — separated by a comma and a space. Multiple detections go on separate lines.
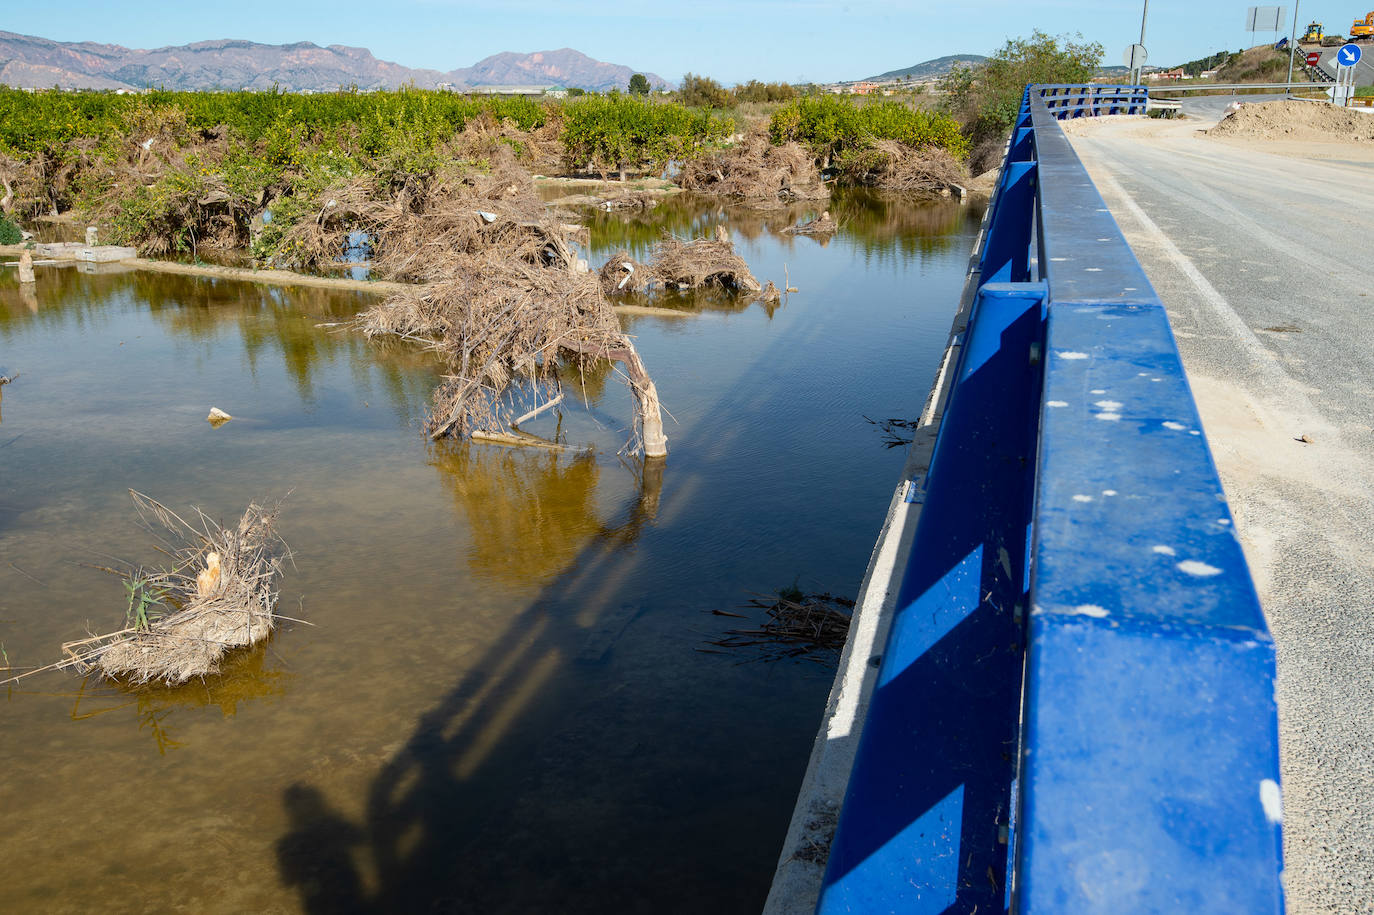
867, 55, 989, 82
0, 31, 669, 92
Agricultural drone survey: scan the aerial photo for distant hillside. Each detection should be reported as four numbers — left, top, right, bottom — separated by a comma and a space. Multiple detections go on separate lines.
0, 30, 667, 92
454, 48, 668, 92
868, 55, 989, 81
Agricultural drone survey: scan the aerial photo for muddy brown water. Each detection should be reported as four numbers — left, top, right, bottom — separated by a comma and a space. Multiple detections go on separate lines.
0, 190, 982, 914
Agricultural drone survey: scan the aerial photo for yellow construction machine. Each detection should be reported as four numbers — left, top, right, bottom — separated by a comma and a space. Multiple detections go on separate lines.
1352, 11, 1374, 40
1302, 21, 1324, 43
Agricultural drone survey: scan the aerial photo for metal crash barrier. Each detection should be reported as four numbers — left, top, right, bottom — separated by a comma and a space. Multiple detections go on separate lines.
816, 86, 1285, 913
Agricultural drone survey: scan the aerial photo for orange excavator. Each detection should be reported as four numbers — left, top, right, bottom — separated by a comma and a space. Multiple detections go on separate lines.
1353, 11, 1374, 40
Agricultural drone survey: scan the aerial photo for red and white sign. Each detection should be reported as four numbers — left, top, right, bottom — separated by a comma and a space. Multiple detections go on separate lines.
1306, 52, 1321, 66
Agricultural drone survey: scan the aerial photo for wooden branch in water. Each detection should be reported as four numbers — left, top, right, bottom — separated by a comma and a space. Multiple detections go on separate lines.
561, 335, 668, 458
513, 392, 564, 427
470, 430, 579, 453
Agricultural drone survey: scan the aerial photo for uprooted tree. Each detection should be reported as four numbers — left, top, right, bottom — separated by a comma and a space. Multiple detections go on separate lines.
360, 255, 669, 458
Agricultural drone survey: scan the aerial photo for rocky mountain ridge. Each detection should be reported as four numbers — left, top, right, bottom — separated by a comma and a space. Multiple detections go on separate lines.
0, 31, 667, 92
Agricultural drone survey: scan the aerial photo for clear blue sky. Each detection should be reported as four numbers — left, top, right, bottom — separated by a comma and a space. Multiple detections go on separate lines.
3, 1, 1359, 84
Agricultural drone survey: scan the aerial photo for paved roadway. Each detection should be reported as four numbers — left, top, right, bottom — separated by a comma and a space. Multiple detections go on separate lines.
1065, 104, 1374, 913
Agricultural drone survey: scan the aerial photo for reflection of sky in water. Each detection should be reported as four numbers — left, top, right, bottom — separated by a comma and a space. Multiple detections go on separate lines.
0, 192, 981, 913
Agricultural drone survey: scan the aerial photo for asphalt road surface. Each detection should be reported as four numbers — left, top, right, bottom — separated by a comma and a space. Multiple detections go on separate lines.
1066, 107, 1374, 914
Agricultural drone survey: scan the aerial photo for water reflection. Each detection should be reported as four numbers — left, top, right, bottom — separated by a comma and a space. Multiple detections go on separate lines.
567, 188, 982, 273
0, 188, 982, 914
68, 641, 291, 755
276, 454, 665, 914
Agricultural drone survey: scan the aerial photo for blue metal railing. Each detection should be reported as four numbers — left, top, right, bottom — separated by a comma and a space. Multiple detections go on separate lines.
1037, 84, 1148, 119
817, 86, 1284, 913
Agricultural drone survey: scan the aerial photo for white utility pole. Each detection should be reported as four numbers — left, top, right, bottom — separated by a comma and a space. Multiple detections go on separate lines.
1133, 0, 1151, 84
1286, 1, 1301, 88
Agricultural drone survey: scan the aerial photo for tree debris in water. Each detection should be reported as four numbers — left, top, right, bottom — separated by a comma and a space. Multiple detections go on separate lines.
843, 141, 968, 196
58, 491, 290, 686
864, 415, 918, 449
680, 135, 829, 205
357, 253, 668, 456
704, 592, 854, 664
598, 250, 646, 296
783, 210, 838, 237
649, 233, 762, 293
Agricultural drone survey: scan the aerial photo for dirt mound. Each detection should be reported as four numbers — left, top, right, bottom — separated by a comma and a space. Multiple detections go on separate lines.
1206, 100, 1374, 143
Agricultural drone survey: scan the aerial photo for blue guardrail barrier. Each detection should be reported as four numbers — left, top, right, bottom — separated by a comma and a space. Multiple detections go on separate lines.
816, 85, 1284, 913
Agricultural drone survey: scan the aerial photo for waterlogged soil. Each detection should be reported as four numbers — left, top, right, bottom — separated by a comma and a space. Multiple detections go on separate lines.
0, 190, 982, 914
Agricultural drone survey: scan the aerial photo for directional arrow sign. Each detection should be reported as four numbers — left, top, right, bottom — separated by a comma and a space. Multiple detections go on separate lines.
1337, 43, 1362, 67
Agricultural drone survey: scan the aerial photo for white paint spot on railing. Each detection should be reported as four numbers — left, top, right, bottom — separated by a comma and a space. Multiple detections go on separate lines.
1260, 779, 1283, 825
1058, 351, 1090, 360
1178, 559, 1223, 577
1152, 545, 1177, 556
1072, 604, 1110, 618
1162, 421, 1186, 431
1095, 412, 1122, 422
1047, 400, 1069, 408
1102, 489, 1117, 497
1073, 494, 1094, 503
1090, 389, 1106, 395
1094, 400, 1123, 411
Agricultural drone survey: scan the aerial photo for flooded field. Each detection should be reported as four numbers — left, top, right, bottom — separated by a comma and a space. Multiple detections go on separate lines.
0, 191, 981, 913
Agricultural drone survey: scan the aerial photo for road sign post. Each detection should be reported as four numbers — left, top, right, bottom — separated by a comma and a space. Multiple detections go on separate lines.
1124, 43, 1148, 84
1333, 43, 1361, 106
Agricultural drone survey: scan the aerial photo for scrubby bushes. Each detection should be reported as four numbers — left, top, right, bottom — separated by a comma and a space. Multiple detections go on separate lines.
938, 31, 1102, 171
768, 96, 969, 164
0, 213, 22, 244
560, 94, 734, 177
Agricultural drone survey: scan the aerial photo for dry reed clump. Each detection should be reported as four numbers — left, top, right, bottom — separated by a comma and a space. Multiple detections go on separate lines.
370, 149, 580, 283
63, 491, 289, 686
649, 231, 763, 293
452, 109, 565, 175
783, 210, 838, 237
597, 250, 648, 296
705, 592, 855, 664
679, 135, 828, 204
847, 141, 968, 195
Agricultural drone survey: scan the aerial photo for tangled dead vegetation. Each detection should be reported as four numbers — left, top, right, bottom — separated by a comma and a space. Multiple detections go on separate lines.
279, 145, 571, 279
783, 210, 838, 237
598, 250, 648, 296
649, 230, 762, 293
356, 252, 668, 456
680, 135, 829, 204
841, 141, 968, 195
15, 491, 290, 687
703, 592, 855, 664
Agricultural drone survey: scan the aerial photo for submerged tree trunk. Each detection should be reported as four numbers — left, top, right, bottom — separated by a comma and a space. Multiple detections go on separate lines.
564, 336, 668, 458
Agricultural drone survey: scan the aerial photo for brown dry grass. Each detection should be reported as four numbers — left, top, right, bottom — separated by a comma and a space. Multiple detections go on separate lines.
679, 134, 828, 204
65, 491, 289, 686
846, 141, 968, 194
649, 232, 762, 293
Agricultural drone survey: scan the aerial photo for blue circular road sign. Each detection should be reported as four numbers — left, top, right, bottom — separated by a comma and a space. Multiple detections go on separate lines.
1337, 43, 1362, 67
